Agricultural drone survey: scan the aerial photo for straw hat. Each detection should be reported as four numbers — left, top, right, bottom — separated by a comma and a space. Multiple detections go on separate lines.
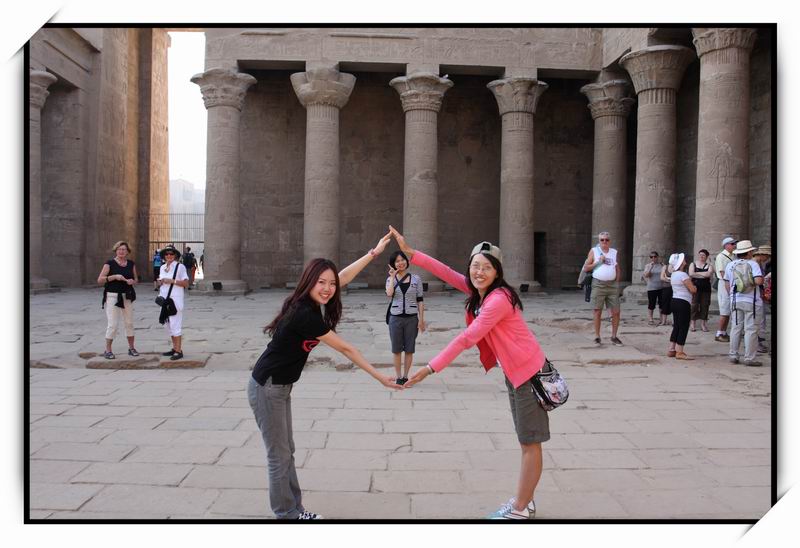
754, 244, 772, 256
733, 240, 757, 255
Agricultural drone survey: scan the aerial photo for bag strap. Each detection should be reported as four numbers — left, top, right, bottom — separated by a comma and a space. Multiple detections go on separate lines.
165, 263, 179, 299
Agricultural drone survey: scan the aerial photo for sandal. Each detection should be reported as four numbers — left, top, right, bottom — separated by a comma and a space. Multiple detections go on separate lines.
667, 350, 677, 358
675, 352, 694, 360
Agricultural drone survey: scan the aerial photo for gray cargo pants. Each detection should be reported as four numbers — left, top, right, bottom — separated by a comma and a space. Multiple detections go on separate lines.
247, 376, 304, 519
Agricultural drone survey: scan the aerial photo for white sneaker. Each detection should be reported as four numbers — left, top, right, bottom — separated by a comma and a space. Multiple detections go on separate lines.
487, 497, 533, 519
297, 510, 323, 519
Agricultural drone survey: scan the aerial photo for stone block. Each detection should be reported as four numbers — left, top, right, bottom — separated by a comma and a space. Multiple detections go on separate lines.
124, 446, 226, 464
548, 449, 648, 469
98, 429, 183, 446
72, 462, 193, 486
30, 427, 115, 444
180, 465, 267, 489
326, 432, 410, 451
80, 484, 219, 517
206, 488, 269, 518
411, 433, 494, 452
302, 492, 413, 519
171, 430, 251, 447
29, 483, 105, 511
32, 442, 136, 463
296, 468, 371, 492
372, 470, 464, 494
29, 460, 92, 483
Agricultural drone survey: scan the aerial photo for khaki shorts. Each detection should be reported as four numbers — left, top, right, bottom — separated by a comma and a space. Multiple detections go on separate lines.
717, 283, 731, 316
592, 279, 620, 310
504, 375, 550, 445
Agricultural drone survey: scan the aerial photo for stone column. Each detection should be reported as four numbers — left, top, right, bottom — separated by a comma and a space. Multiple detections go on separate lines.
487, 77, 548, 290
29, 70, 58, 293
580, 80, 635, 281
691, 28, 757, 256
620, 46, 694, 297
390, 72, 452, 290
191, 68, 256, 294
291, 67, 356, 266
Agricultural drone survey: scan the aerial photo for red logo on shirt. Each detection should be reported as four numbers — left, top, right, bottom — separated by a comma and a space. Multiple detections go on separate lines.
302, 340, 319, 353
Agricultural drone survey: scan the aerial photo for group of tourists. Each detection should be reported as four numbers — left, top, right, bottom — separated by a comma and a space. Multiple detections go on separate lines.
581, 231, 772, 365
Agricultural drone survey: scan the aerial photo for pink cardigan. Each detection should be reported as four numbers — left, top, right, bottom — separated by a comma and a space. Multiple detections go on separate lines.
411, 251, 546, 388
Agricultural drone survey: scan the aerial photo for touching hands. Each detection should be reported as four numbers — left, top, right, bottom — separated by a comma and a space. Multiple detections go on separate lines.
388, 225, 415, 258
404, 366, 431, 388
373, 231, 392, 255
381, 374, 404, 390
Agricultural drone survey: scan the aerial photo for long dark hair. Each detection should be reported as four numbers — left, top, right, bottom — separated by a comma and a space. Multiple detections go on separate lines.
464, 253, 523, 315
264, 258, 342, 336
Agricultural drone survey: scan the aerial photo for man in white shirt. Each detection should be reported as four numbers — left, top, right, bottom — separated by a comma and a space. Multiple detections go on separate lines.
583, 231, 622, 347
714, 237, 737, 342
724, 240, 763, 366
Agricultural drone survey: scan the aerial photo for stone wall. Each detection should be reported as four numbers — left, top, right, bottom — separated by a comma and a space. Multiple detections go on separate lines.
32, 27, 170, 286
749, 27, 772, 247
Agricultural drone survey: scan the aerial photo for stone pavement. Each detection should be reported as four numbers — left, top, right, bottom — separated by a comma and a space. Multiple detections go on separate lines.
28, 288, 772, 519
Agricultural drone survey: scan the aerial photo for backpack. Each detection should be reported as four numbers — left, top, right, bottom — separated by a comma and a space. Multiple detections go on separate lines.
731, 259, 756, 295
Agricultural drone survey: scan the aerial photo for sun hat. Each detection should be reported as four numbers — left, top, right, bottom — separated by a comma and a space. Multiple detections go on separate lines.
470, 241, 503, 265
721, 236, 737, 246
159, 245, 181, 260
668, 252, 685, 272
733, 240, 757, 255
754, 244, 772, 256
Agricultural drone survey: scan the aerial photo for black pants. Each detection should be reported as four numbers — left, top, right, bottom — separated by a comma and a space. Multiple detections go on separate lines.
647, 289, 662, 311
660, 287, 673, 315
670, 298, 691, 345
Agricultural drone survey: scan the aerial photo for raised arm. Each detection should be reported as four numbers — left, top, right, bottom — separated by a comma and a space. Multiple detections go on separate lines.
338, 231, 391, 287
389, 225, 469, 293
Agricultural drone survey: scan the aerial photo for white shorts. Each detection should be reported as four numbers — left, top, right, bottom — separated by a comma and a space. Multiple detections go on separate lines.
717, 284, 731, 316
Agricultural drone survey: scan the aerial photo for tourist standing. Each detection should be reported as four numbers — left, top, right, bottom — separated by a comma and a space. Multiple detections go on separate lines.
714, 237, 737, 342
642, 251, 666, 325
158, 245, 190, 360
659, 261, 673, 326
183, 246, 197, 288
152, 248, 162, 291
666, 253, 696, 360
248, 233, 401, 520
391, 226, 547, 520
97, 241, 139, 359
752, 244, 772, 354
724, 240, 764, 367
689, 249, 713, 332
385, 250, 425, 385
583, 232, 623, 346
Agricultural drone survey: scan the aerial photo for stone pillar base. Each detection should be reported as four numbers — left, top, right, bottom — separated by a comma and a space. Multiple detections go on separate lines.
30, 277, 59, 294
622, 283, 648, 305
516, 280, 543, 293
194, 279, 250, 296
423, 280, 447, 294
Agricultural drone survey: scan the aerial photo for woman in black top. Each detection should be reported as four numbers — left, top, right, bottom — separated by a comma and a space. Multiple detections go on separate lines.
689, 249, 713, 332
97, 241, 139, 359
248, 232, 401, 520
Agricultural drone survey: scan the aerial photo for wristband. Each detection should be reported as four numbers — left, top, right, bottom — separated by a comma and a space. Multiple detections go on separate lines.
426, 364, 435, 375
368, 248, 377, 257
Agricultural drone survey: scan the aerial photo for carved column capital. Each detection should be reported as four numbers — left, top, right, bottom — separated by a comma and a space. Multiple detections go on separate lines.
487, 77, 548, 116
290, 67, 356, 109
692, 27, 757, 58
620, 45, 695, 94
30, 70, 57, 110
191, 68, 257, 110
581, 80, 635, 119
389, 72, 453, 113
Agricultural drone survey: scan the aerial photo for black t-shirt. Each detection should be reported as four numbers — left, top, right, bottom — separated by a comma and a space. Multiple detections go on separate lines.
105, 259, 135, 293
252, 300, 331, 385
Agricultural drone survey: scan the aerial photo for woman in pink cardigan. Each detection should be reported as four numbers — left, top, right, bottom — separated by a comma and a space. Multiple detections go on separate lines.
390, 226, 549, 520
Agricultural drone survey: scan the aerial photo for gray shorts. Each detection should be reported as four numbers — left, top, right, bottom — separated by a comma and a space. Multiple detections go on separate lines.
388, 314, 418, 354
505, 375, 551, 445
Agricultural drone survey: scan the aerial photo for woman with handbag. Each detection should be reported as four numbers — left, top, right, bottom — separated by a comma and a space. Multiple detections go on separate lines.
385, 250, 425, 385
157, 245, 189, 360
97, 240, 139, 359
391, 226, 549, 520
248, 232, 402, 520
688, 249, 713, 332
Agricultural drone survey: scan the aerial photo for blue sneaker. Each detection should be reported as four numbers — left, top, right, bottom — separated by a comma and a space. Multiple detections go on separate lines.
487, 497, 534, 519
